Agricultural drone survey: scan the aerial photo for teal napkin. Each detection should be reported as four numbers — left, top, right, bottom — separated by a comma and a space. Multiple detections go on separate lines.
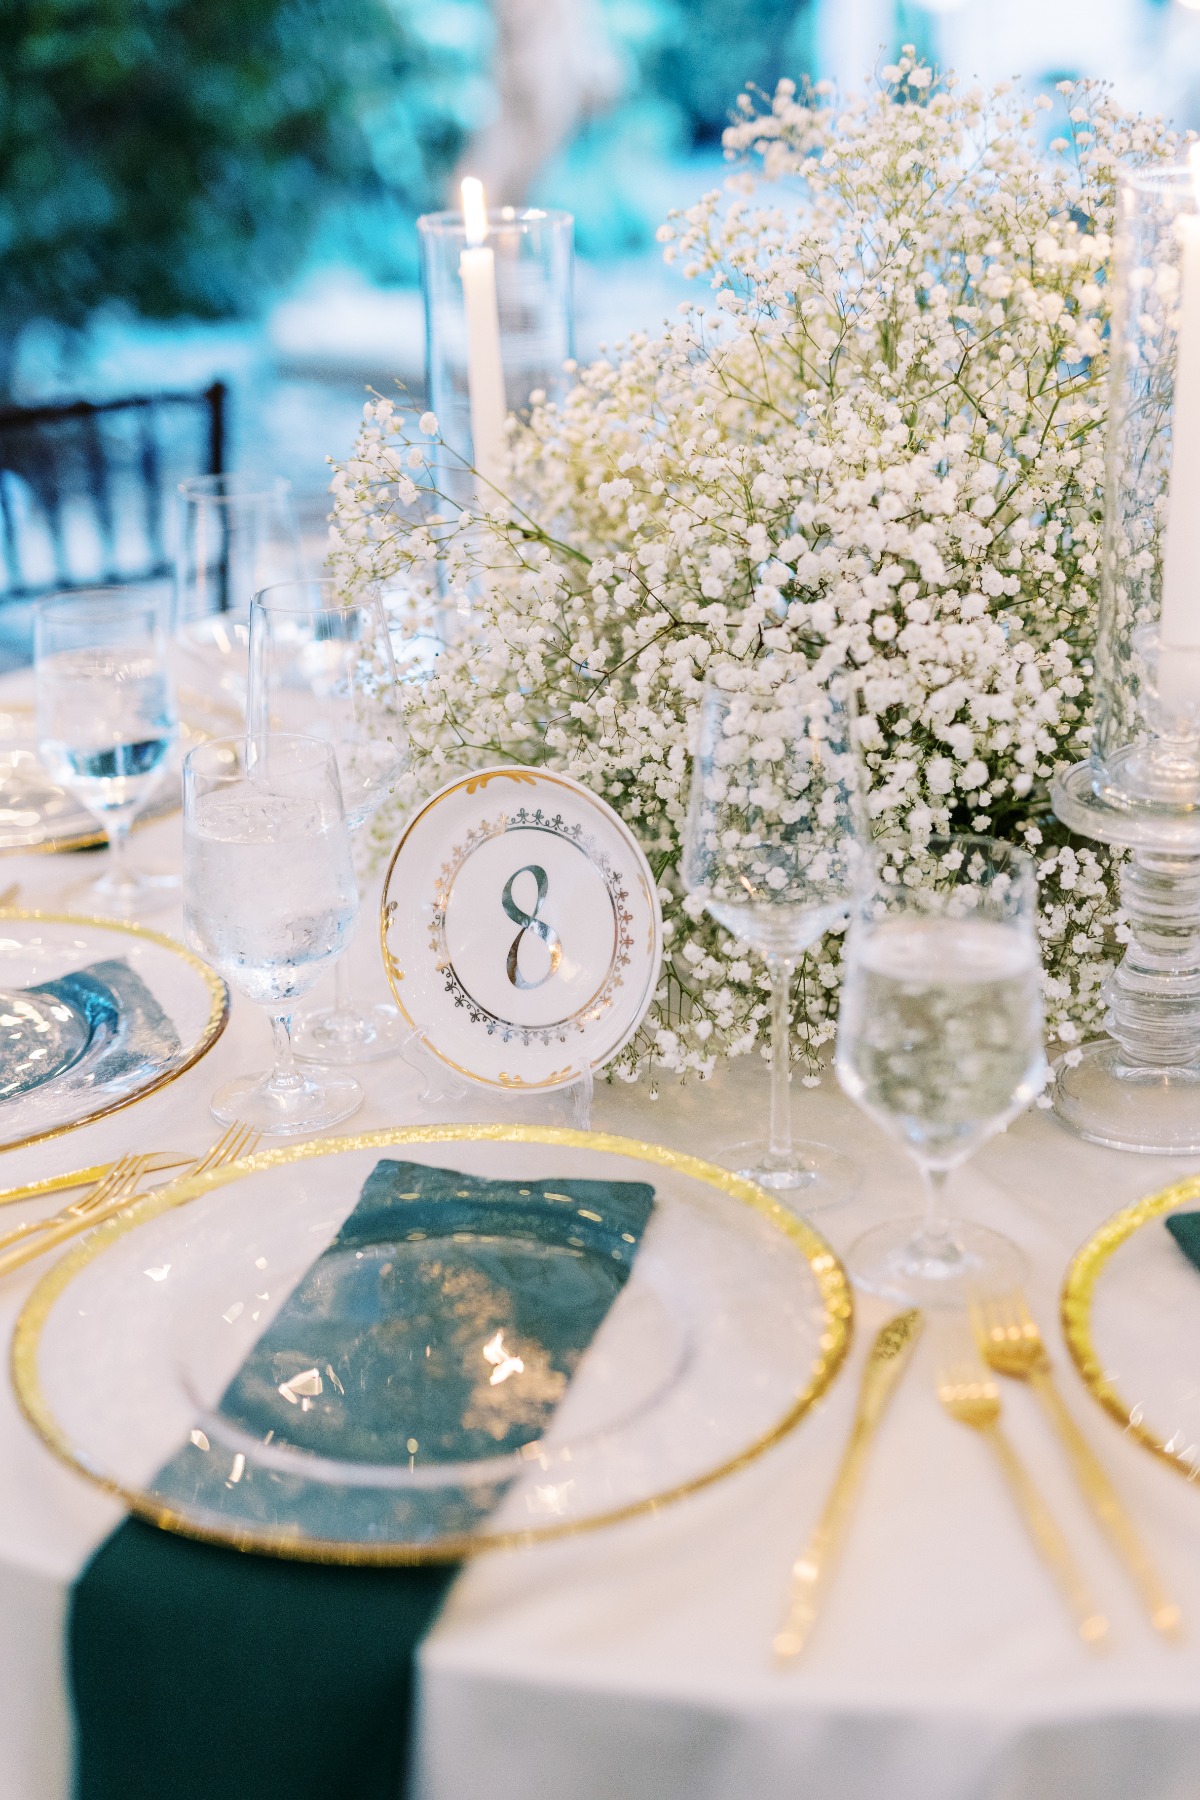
69, 1157, 655, 1800
0, 958, 180, 1104
1165, 1211, 1200, 1269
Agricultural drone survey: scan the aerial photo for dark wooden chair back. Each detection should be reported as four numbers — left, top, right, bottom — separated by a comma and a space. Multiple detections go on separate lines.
0, 381, 226, 601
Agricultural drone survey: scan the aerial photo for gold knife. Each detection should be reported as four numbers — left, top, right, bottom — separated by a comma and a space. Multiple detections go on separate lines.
774, 1308, 923, 1662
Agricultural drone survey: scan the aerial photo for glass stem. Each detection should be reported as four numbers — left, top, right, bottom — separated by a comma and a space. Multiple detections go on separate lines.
268, 1011, 303, 1093
106, 815, 133, 891
918, 1164, 954, 1249
767, 954, 796, 1163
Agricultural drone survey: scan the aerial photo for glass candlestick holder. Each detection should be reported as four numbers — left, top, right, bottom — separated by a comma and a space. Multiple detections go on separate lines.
417, 205, 573, 511
1052, 157, 1200, 1153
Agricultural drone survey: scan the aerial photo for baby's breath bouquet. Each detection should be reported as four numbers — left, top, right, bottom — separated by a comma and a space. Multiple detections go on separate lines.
331, 52, 1175, 1083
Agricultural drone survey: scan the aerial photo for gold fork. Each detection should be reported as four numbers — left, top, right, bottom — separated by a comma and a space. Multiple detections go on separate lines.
0, 1124, 261, 1280
972, 1289, 1183, 1642
0, 1151, 156, 1255
937, 1351, 1111, 1652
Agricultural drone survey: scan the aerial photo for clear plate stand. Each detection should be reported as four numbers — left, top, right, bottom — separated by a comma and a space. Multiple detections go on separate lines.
396, 1017, 596, 1130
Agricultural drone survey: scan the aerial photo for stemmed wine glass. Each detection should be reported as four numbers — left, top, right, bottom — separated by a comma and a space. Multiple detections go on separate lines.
681, 665, 864, 1208
182, 733, 363, 1134
247, 579, 408, 1063
835, 835, 1048, 1306
35, 588, 179, 916
174, 475, 304, 703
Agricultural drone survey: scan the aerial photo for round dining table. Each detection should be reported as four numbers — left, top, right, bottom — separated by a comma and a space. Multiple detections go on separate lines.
1, 698, 1199, 1800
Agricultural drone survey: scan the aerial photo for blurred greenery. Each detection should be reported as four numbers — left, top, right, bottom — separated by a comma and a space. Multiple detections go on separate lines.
0, 0, 817, 380
0, 0, 491, 387
536, 0, 815, 260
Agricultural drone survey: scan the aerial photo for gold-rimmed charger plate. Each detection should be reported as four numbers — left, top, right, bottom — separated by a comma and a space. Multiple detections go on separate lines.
1063, 1174, 1200, 1483
0, 908, 228, 1151
13, 1126, 852, 1563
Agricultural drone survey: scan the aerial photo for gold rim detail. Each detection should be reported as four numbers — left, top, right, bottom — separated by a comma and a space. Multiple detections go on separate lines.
1061, 1173, 1200, 1483
379, 768, 662, 1092
0, 908, 229, 1151
13, 1123, 853, 1564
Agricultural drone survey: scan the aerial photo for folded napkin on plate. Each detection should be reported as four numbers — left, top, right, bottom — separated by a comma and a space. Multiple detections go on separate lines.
1165, 1211, 1200, 1269
0, 958, 180, 1105
70, 1156, 655, 1800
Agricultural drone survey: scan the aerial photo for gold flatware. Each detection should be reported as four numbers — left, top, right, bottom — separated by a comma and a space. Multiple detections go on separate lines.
0, 1124, 261, 1280
0, 883, 19, 907
0, 1152, 194, 1210
937, 1351, 1110, 1652
774, 1308, 923, 1663
0, 1151, 155, 1255
972, 1289, 1183, 1642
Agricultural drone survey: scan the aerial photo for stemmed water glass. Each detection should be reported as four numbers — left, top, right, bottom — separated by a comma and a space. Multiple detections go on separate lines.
35, 588, 179, 916
182, 733, 363, 1134
681, 665, 864, 1208
247, 579, 407, 1063
174, 475, 304, 703
835, 835, 1048, 1306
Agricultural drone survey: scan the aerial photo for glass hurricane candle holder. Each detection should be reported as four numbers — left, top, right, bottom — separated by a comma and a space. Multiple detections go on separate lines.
417, 204, 573, 510
1053, 155, 1200, 1152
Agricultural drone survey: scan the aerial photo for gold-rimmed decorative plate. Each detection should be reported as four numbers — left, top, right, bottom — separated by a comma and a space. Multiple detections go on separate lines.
381, 768, 662, 1091
1062, 1174, 1200, 1483
12, 1126, 852, 1563
0, 909, 228, 1150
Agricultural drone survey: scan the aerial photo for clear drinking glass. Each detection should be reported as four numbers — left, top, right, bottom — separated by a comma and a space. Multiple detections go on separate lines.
681, 666, 864, 1208
247, 579, 408, 1063
174, 475, 304, 702
182, 733, 363, 1134
35, 588, 179, 917
835, 836, 1048, 1306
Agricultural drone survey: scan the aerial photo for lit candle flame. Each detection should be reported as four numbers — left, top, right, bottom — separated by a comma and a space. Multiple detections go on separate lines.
461, 176, 488, 247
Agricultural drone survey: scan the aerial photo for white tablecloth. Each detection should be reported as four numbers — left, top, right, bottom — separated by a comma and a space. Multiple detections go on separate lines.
2, 803, 1200, 1800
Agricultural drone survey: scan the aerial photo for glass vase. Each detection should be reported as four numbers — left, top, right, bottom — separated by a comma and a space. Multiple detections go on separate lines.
417, 205, 574, 511
1053, 155, 1200, 1152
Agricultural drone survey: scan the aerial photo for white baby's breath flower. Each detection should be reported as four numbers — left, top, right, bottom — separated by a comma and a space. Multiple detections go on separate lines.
333, 56, 1153, 1079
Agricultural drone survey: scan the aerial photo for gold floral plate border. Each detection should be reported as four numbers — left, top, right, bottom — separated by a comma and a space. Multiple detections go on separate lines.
0, 908, 229, 1152
379, 767, 663, 1093
12, 1124, 853, 1564
1062, 1172, 1200, 1484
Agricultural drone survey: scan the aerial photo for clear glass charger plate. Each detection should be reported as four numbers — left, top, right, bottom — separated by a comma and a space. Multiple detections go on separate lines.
1063, 1173, 1200, 1484
13, 1126, 852, 1562
0, 909, 229, 1150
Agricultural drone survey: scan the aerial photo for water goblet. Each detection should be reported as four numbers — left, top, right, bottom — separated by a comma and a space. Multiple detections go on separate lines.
174, 474, 304, 704
681, 665, 864, 1208
35, 587, 179, 917
835, 835, 1048, 1306
182, 733, 363, 1134
247, 578, 408, 1063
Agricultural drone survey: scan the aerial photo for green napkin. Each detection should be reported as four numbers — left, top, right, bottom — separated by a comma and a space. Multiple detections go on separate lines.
1165, 1211, 1200, 1269
69, 1157, 655, 1800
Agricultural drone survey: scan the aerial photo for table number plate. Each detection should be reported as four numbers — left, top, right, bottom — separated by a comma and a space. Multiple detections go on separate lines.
380, 768, 662, 1090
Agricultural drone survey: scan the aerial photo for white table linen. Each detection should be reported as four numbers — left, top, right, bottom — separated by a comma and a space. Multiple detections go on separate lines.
1, 802, 1199, 1800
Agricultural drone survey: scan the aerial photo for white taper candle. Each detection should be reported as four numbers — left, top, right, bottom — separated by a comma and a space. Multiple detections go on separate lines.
459, 177, 507, 497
